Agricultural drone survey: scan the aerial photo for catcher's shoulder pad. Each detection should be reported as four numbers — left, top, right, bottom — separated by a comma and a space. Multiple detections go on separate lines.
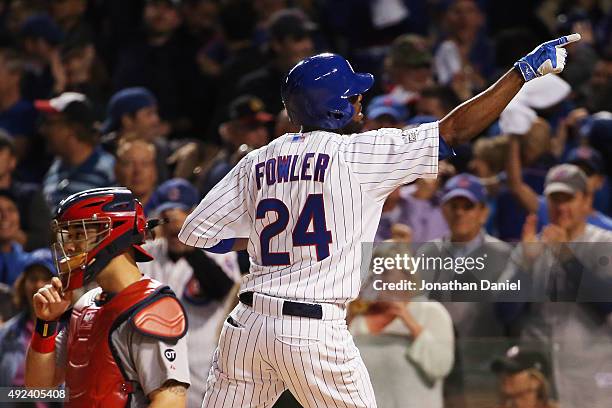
130, 293, 188, 341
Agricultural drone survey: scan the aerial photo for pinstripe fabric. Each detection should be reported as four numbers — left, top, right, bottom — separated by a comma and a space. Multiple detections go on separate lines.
201, 302, 377, 408
180, 122, 440, 304
185, 122, 440, 408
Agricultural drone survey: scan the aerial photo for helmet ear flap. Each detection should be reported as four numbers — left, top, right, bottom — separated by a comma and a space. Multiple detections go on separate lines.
132, 200, 147, 244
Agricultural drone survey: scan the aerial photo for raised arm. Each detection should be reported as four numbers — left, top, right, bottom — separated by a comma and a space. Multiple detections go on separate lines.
25, 278, 71, 388
506, 135, 539, 213
439, 34, 580, 146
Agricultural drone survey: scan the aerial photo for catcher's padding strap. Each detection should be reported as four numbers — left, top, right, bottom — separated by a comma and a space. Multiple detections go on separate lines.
129, 295, 188, 342
31, 319, 58, 353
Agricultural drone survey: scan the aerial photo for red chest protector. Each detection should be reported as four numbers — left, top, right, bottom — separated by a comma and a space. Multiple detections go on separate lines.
65, 278, 187, 408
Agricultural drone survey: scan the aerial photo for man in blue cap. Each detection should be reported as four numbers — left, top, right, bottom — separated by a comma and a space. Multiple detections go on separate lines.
364, 95, 408, 131
420, 173, 512, 406
139, 178, 239, 408
102, 87, 162, 140
424, 174, 512, 306
0, 249, 56, 389
102, 87, 169, 182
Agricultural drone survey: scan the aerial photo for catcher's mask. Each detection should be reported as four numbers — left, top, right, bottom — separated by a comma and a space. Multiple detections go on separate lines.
51, 187, 154, 291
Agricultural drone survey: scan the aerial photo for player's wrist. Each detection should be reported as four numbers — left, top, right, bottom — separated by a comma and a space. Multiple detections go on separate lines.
513, 60, 536, 82
30, 319, 59, 353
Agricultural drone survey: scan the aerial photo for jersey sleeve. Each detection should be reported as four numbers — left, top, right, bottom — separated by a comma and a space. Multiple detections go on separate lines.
130, 330, 191, 397
340, 122, 439, 200
179, 156, 252, 249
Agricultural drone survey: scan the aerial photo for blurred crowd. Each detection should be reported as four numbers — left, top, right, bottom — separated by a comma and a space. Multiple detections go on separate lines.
0, 0, 610, 407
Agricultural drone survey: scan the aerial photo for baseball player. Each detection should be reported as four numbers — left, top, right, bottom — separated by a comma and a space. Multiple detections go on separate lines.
25, 187, 191, 407
179, 35, 581, 408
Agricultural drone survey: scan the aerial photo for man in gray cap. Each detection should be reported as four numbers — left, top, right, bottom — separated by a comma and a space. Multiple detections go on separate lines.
502, 163, 612, 408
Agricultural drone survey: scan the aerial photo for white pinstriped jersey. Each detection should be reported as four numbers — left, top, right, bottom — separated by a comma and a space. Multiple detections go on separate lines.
179, 122, 440, 303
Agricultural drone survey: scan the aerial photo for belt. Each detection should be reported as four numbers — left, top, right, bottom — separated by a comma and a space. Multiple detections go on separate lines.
239, 292, 323, 319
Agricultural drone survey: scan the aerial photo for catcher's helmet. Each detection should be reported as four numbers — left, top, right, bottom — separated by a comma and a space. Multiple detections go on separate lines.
281, 53, 374, 130
51, 187, 153, 291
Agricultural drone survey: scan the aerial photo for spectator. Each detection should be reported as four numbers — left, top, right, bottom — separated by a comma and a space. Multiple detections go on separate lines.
138, 178, 239, 408
375, 170, 451, 243
115, 139, 158, 211
587, 117, 612, 176
415, 85, 461, 119
555, 11, 600, 93
363, 95, 408, 131
0, 191, 32, 286
468, 135, 509, 236
49, 0, 93, 45
199, 95, 272, 196
0, 47, 48, 183
419, 173, 513, 406
469, 135, 508, 181
565, 146, 610, 216
491, 346, 558, 408
61, 40, 111, 119
101, 87, 169, 182
37, 92, 115, 212
496, 118, 557, 240
201, 0, 271, 141
503, 164, 612, 408
434, 0, 494, 94
206, 0, 265, 89
577, 50, 612, 113
0, 283, 14, 324
113, 0, 198, 136
0, 133, 51, 251
506, 136, 612, 232
19, 14, 65, 100
0, 249, 56, 391
349, 243, 454, 408
234, 8, 315, 115
382, 34, 434, 113
425, 173, 512, 313
0, 49, 37, 155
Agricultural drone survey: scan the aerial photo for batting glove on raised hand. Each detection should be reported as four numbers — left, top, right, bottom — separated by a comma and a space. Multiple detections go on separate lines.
514, 33, 581, 82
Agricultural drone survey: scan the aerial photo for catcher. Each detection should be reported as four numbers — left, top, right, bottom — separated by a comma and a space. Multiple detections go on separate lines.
25, 187, 190, 407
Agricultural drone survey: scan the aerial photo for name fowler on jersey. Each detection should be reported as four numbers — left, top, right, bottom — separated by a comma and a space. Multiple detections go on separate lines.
255, 153, 330, 190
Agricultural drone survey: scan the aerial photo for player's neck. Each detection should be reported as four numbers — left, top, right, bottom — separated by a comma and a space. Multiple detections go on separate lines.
95, 253, 142, 294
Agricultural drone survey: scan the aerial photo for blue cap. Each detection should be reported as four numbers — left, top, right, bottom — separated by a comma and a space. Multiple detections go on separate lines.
366, 95, 408, 122
585, 118, 612, 151
23, 249, 57, 276
101, 87, 157, 134
441, 173, 486, 204
566, 146, 604, 174
20, 14, 64, 45
147, 178, 199, 216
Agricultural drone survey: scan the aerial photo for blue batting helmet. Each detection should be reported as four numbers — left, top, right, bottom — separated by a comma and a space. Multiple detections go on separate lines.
281, 53, 374, 130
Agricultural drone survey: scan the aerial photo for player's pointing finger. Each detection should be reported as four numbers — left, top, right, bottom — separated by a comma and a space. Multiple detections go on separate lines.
555, 33, 581, 47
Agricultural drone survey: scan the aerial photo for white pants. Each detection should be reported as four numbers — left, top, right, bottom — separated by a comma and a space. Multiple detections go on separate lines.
201, 293, 377, 408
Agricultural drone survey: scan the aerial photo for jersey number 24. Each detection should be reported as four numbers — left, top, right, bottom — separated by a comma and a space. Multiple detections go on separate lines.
256, 194, 332, 266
